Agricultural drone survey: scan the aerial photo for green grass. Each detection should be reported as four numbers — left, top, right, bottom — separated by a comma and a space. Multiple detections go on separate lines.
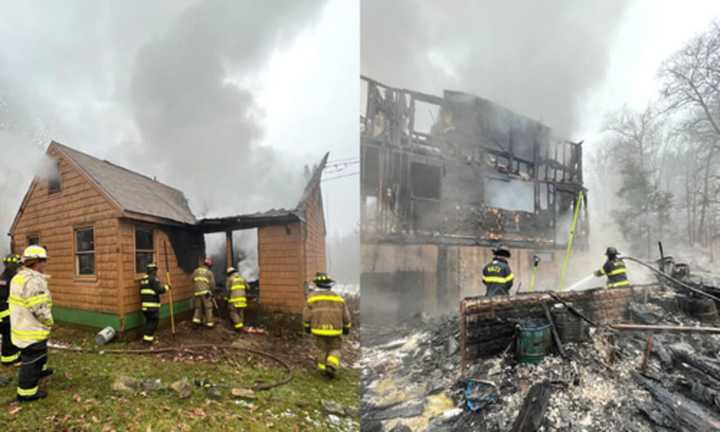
0, 328, 360, 431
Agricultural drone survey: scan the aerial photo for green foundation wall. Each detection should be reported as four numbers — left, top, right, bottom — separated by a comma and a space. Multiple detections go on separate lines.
52, 298, 193, 331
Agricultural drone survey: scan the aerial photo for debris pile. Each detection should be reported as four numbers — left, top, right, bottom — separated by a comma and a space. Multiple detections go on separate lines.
361, 287, 720, 431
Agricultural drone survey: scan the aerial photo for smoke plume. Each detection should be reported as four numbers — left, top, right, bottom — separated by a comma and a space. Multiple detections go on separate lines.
361, 0, 630, 137
0, 1, 331, 258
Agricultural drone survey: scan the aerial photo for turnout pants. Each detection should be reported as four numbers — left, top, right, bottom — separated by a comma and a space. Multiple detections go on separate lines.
0, 317, 20, 366
142, 308, 160, 343
192, 295, 214, 327
17, 340, 48, 398
228, 306, 245, 330
315, 336, 342, 376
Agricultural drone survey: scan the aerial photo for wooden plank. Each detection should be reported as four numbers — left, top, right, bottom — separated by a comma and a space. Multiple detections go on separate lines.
611, 324, 720, 334
510, 380, 552, 432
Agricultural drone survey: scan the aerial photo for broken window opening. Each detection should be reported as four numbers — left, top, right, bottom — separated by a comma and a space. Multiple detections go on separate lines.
484, 178, 535, 213
413, 100, 441, 136
48, 160, 62, 195
410, 162, 442, 200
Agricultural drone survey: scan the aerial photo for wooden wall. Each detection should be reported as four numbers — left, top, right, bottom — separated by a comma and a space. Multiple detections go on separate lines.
301, 184, 327, 287
258, 223, 304, 312
361, 243, 567, 317
117, 220, 195, 317
11, 146, 121, 314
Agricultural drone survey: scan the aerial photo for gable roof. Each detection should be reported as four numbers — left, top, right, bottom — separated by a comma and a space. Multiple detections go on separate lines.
197, 152, 329, 233
50, 142, 197, 225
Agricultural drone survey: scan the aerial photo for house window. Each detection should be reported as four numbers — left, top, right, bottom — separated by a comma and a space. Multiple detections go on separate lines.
48, 161, 62, 194
75, 228, 95, 276
135, 227, 154, 273
410, 162, 442, 199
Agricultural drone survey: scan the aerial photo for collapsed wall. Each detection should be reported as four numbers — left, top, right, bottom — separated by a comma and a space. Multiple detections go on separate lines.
460, 286, 649, 368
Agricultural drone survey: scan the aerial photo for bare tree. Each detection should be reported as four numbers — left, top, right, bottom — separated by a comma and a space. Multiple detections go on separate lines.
660, 21, 720, 146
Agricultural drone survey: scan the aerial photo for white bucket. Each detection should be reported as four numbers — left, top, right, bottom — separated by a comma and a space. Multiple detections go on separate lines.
96, 326, 116, 345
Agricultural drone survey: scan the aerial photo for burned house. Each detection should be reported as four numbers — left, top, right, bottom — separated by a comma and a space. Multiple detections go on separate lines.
361, 76, 588, 320
8, 142, 327, 331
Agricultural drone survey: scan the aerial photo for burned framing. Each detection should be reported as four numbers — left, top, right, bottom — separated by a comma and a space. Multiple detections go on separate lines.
361, 76, 589, 321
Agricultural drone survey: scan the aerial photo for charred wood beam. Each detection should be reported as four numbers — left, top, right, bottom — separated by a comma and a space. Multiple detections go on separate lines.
510, 380, 552, 432
635, 372, 720, 432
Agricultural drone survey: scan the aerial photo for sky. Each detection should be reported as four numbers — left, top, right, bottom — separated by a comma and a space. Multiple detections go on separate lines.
362, 0, 720, 144
0, 0, 359, 253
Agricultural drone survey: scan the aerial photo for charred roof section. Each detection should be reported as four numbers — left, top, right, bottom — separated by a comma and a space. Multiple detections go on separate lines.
360, 76, 588, 250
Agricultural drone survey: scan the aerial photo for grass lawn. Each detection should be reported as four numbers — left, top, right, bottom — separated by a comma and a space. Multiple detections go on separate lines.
0, 326, 360, 431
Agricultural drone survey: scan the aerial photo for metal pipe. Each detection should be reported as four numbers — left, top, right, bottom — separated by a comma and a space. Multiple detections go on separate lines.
622, 256, 720, 304
611, 324, 720, 334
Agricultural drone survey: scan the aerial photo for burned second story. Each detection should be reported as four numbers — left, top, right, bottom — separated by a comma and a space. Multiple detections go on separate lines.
360, 76, 588, 250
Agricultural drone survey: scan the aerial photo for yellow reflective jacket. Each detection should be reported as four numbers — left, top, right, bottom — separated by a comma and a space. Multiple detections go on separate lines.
192, 266, 215, 296
302, 289, 351, 337
225, 273, 247, 308
9, 267, 53, 348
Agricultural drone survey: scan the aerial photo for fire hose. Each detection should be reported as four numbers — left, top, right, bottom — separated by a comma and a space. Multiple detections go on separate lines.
48, 343, 292, 391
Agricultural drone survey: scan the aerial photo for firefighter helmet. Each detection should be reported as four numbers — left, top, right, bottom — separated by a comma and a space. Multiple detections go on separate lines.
22, 245, 48, 262
313, 272, 335, 288
146, 263, 158, 272
226, 267, 237, 275
492, 245, 511, 258
203, 257, 214, 268
3, 253, 21, 269
605, 247, 619, 257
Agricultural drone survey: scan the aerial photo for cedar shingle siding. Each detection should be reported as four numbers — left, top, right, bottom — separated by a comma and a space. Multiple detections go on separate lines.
9, 142, 329, 326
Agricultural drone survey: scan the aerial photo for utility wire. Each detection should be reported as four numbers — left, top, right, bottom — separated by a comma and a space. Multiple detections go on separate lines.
322, 171, 359, 182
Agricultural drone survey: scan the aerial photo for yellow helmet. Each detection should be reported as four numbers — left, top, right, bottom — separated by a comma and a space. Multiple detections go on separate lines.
23, 245, 48, 261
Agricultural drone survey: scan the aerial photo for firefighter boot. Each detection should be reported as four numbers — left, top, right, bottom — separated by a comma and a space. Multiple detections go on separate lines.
17, 390, 47, 402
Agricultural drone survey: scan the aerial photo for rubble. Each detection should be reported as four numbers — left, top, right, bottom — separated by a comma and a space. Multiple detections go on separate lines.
361, 287, 720, 431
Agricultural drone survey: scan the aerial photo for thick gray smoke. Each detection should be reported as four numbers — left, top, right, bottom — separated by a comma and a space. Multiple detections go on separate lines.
0, 1, 330, 257
127, 0, 327, 217
361, 0, 630, 137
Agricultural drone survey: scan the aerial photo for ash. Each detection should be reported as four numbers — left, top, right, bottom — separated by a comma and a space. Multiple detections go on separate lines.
360, 293, 720, 431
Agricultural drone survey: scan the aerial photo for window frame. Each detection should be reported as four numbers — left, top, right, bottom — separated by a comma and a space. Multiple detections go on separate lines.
48, 160, 62, 195
134, 226, 155, 275
74, 226, 96, 278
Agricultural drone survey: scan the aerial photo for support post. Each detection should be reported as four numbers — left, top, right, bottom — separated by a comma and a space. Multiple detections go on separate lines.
226, 231, 234, 270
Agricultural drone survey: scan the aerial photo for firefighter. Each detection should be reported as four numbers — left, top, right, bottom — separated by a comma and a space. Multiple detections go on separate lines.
139, 263, 169, 344
0, 253, 21, 367
302, 272, 351, 378
594, 247, 630, 289
192, 258, 216, 328
10, 246, 53, 402
482, 245, 514, 297
225, 267, 247, 332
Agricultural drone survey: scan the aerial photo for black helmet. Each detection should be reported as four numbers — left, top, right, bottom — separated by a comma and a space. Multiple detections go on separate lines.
313, 272, 336, 288
492, 245, 511, 258
146, 263, 158, 272
2, 253, 21, 270
605, 247, 619, 257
